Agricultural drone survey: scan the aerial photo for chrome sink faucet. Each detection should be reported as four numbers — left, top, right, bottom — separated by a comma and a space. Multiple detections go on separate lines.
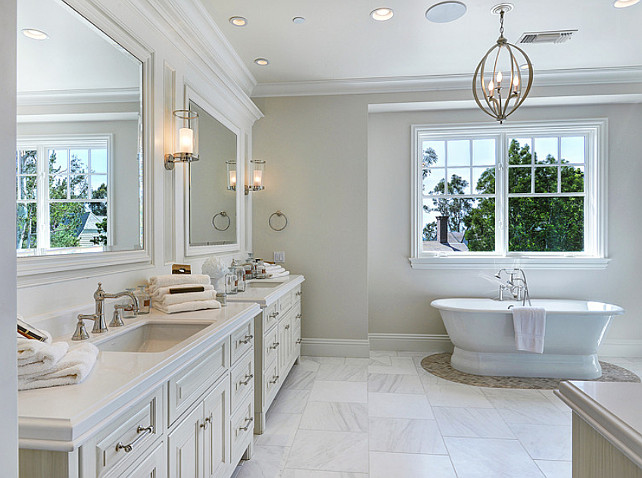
495, 268, 532, 306
72, 283, 139, 340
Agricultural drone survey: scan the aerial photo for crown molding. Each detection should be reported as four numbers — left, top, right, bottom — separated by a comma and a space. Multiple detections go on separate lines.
252, 66, 642, 98
17, 88, 140, 107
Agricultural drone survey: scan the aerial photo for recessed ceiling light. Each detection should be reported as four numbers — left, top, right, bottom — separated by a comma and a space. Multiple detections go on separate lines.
254, 58, 269, 66
371, 7, 394, 21
22, 28, 49, 40
292, 17, 305, 24
613, 0, 640, 7
229, 16, 247, 27
425, 1, 467, 23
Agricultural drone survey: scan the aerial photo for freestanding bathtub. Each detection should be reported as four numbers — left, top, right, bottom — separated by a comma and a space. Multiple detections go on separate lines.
431, 298, 625, 379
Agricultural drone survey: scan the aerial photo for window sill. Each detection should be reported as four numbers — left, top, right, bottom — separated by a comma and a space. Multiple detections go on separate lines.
409, 256, 610, 270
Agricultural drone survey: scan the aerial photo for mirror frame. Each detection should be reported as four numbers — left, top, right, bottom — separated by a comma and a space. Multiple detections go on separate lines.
183, 84, 244, 257
16, 0, 153, 286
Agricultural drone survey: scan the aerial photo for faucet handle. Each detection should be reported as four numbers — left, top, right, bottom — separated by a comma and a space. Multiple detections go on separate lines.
72, 316, 90, 341
110, 306, 126, 327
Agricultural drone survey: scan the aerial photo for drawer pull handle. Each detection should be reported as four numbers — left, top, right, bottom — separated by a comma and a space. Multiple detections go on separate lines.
268, 312, 277, 319
285, 324, 290, 330
269, 375, 280, 384
239, 374, 254, 386
200, 415, 212, 429
238, 417, 254, 431
270, 342, 280, 350
296, 313, 302, 319
239, 334, 254, 345
115, 425, 154, 453
296, 291, 302, 296
296, 338, 302, 344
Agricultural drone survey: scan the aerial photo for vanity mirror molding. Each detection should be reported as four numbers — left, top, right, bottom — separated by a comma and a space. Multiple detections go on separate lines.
183, 85, 245, 256
16, 0, 153, 284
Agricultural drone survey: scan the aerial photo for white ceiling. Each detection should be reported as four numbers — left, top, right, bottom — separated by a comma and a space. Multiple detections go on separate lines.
202, 0, 642, 85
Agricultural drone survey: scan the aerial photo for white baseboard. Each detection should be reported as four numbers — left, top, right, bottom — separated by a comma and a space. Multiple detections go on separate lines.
599, 339, 642, 358
369, 333, 454, 354
301, 338, 370, 358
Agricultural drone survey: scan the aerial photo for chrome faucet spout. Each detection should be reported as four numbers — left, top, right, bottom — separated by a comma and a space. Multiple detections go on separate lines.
495, 268, 532, 306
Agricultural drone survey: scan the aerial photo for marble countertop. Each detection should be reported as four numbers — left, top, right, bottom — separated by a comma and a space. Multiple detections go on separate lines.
556, 381, 642, 468
18, 302, 261, 451
226, 274, 304, 308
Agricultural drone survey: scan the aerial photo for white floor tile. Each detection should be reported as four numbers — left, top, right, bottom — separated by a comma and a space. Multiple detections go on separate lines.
367, 373, 424, 394
286, 430, 369, 473
445, 436, 546, 478
316, 363, 368, 382
282, 368, 317, 390
306, 356, 347, 365
300, 402, 368, 432
295, 356, 322, 372
234, 445, 290, 478
368, 392, 434, 419
282, 470, 368, 478
425, 383, 494, 408
534, 459, 572, 478
369, 417, 447, 454
309, 381, 368, 403
369, 451, 457, 478
510, 423, 572, 461
269, 389, 310, 414
433, 407, 515, 439
255, 412, 302, 447
368, 357, 418, 375
345, 358, 371, 366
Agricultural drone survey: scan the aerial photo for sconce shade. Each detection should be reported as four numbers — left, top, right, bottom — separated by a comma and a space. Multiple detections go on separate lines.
248, 159, 265, 192
226, 160, 237, 190
165, 109, 199, 169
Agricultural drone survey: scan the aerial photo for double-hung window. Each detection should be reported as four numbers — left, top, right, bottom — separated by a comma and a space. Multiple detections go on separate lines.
16, 135, 111, 256
411, 120, 607, 269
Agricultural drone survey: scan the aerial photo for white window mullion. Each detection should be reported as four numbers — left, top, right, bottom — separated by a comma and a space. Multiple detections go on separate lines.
497, 133, 508, 255
36, 145, 50, 252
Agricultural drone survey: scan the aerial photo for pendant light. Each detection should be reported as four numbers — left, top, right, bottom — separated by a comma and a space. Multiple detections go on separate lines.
472, 4, 533, 124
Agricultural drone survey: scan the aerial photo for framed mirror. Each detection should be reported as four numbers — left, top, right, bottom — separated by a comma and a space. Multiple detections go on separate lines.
185, 87, 243, 255
16, 0, 150, 278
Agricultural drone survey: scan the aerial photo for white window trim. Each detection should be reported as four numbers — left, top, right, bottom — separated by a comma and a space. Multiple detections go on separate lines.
410, 119, 609, 270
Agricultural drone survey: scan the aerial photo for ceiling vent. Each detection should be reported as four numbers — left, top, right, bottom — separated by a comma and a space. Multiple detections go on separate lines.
518, 30, 577, 44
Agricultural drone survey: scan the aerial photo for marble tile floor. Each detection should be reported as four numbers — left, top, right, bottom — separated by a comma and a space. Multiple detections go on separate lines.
233, 353, 642, 478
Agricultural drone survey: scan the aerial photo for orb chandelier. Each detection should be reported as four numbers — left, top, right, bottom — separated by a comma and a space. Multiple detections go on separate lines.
472, 4, 533, 124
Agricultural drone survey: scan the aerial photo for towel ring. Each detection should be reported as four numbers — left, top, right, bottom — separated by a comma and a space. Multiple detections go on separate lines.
268, 210, 288, 232
212, 211, 231, 231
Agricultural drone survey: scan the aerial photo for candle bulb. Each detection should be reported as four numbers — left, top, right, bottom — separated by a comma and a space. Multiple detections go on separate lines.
496, 71, 503, 84
178, 127, 194, 154
229, 170, 236, 187
253, 170, 263, 187
488, 80, 495, 97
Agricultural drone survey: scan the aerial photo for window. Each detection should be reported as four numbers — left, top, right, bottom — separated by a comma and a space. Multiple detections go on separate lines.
16, 136, 111, 256
411, 120, 607, 269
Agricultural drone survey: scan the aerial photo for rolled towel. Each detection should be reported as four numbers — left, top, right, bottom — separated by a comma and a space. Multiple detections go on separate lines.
158, 290, 217, 306
151, 284, 215, 299
18, 343, 99, 391
268, 271, 290, 278
17, 337, 66, 366
153, 299, 221, 314
18, 341, 69, 376
149, 274, 211, 288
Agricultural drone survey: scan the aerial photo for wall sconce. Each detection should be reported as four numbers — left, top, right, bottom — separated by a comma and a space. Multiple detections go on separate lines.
165, 109, 199, 170
226, 159, 266, 194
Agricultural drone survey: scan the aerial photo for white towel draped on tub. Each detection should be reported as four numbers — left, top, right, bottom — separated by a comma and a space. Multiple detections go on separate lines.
18, 343, 99, 391
512, 306, 546, 354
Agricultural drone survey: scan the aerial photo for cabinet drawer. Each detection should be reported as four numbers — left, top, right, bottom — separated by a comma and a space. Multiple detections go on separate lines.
105, 440, 166, 478
263, 325, 280, 370
230, 350, 254, 413
168, 339, 228, 426
230, 393, 254, 464
263, 360, 280, 409
95, 387, 162, 477
262, 301, 280, 331
230, 319, 254, 365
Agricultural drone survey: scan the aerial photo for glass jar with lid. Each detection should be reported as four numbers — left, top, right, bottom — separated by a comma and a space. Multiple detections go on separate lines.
134, 285, 151, 314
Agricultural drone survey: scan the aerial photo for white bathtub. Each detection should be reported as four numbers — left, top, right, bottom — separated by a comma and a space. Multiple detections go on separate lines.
431, 298, 625, 379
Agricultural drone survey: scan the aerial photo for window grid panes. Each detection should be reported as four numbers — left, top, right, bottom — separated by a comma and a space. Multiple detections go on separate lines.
417, 125, 596, 257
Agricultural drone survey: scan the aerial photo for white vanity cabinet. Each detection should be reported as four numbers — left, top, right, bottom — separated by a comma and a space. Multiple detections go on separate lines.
227, 275, 304, 434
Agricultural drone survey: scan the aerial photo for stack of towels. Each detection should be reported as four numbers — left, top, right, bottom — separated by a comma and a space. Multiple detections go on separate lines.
150, 274, 221, 314
264, 263, 290, 279
18, 334, 99, 391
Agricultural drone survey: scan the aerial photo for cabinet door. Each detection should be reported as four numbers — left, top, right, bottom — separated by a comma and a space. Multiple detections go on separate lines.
168, 405, 203, 478
278, 317, 290, 373
119, 440, 166, 478
202, 377, 231, 478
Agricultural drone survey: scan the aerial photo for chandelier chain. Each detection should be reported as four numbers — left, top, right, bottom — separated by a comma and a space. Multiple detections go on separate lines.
499, 10, 504, 36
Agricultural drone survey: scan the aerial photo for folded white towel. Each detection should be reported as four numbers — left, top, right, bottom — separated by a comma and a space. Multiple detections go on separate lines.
512, 306, 546, 354
268, 271, 290, 278
153, 299, 221, 314
159, 290, 217, 306
264, 264, 283, 270
150, 284, 215, 299
18, 343, 99, 391
265, 266, 285, 274
17, 337, 66, 366
149, 274, 211, 288
18, 341, 69, 376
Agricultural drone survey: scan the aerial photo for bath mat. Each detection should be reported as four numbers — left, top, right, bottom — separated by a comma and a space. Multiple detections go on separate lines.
420, 353, 640, 390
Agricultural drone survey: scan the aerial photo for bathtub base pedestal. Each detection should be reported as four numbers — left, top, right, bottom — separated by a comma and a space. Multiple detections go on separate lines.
451, 347, 603, 379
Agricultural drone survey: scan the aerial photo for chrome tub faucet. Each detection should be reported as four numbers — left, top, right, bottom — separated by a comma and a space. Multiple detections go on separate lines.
72, 283, 139, 340
495, 268, 532, 306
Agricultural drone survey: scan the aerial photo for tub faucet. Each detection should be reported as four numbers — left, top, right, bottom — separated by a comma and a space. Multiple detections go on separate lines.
495, 269, 532, 306
72, 283, 139, 340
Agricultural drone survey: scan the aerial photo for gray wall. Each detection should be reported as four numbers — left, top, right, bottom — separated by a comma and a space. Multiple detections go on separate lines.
1, 0, 19, 473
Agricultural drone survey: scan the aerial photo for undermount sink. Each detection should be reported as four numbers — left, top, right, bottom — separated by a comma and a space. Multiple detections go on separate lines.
246, 282, 282, 289
96, 322, 210, 353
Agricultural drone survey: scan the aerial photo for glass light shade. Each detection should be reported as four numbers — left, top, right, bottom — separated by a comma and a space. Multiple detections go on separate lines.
226, 160, 237, 190
173, 109, 198, 159
249, 159, 265, 191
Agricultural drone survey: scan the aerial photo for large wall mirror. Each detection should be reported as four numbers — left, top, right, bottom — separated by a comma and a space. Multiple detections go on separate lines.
16, 0, 147, 267
185, 89, 242, 255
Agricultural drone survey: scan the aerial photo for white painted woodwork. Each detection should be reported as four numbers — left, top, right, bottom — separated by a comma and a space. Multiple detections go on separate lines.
168, 405, 203, 478
105, 441, 166, 478
202, 377, 231, 478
